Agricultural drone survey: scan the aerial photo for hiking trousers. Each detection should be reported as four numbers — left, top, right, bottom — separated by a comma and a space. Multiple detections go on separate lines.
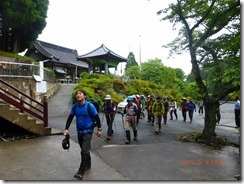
105, 113, 114, 136
154, 115, 162, 131
77, 133, 93, 170
125, 115, 137, 132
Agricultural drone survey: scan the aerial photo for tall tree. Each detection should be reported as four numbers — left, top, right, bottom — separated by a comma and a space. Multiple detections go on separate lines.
1, 0, 49, 53
158, 0, 240, 140
125, 52, 138, 70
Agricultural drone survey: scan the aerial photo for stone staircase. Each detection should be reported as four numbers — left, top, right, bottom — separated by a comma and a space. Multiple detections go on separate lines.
0, 103, 52, 136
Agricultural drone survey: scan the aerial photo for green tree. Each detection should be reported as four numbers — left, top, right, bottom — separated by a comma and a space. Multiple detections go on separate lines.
125, 65, 140, 80
125, 52, 138, 70
158, 0, 240, 140
1, 0, 49, 53
141, 58, 163, 84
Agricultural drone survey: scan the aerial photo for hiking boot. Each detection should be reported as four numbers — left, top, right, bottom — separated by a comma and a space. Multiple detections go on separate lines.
85, 165, 91, 170
125, 140, 130, 144
85, 163, 91, 170
74, 169, 85, 180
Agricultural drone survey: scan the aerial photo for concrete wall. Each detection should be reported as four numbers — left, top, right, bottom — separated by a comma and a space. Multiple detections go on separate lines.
0, 56, 32, 64
0, 77, 59, 103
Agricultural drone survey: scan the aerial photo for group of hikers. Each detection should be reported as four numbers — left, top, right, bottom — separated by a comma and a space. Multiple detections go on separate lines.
62, 89, 240, 180
101, 94, 201, 143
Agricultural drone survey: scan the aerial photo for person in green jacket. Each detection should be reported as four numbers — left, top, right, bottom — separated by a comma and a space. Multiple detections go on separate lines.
152, 96, 165, 134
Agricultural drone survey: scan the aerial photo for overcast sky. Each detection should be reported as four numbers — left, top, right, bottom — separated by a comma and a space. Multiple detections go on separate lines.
38, 0, 192, 75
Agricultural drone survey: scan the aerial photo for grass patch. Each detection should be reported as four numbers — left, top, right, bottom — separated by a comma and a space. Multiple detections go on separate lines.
178, 132, 236, 150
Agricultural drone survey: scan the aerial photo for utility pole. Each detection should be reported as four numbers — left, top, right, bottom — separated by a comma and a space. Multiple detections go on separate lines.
139, 35, 142, 79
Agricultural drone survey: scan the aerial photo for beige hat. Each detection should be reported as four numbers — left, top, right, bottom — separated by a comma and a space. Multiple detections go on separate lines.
104, 95, 111, 100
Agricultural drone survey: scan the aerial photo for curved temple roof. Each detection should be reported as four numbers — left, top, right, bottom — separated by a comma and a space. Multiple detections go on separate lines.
29, 40, 88, 68
78, 44, 127, 63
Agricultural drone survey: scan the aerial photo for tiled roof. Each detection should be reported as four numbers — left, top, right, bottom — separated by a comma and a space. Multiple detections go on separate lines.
78, 44, 127, 63
33, 40, 88, 68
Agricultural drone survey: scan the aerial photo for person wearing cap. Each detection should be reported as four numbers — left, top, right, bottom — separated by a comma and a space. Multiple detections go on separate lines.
152, 96, 165, 134
180, 97, 188, 122
123, 96, 139, 144
186, 98, 196, 123
140, 95, 146, 118
63, 89, 102, 180
102, 94, 116, 140
169, 99, 178, 120
146, 95, 155, 125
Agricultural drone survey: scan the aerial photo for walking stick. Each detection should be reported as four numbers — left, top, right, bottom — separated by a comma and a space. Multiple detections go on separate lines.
101, 113, 105, 125
113, 119, 117, 134
121, 114, 125, 137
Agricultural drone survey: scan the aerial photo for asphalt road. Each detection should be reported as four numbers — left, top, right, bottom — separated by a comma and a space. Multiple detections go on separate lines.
47, 84, 240, 180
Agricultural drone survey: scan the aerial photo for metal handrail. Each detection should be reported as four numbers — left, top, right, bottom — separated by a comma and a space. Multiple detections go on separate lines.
0, 78, 48, 127
0, 61, 55, 81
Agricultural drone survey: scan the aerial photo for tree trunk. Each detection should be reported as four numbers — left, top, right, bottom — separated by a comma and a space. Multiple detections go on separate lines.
201, 99, 219, 140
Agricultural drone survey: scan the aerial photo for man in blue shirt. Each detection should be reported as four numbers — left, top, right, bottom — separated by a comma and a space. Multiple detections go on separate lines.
186, 98, 196, 123
64, 89, 102, 180
234, 96, 240, 128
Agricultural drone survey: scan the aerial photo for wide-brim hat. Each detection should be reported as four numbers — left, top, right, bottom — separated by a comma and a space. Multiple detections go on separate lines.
104, 94, 111, 100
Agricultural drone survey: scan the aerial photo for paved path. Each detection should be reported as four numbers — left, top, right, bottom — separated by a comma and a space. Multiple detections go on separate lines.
0, 84, 240, 181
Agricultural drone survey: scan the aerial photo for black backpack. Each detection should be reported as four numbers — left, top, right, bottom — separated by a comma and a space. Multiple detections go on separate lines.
86, 98, 100, 113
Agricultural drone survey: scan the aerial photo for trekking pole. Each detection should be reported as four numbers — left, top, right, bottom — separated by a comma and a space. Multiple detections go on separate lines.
113, 120, 117, 134
112, 113, 117, 134
121, 114, 125, 137
101, 113, 105, 125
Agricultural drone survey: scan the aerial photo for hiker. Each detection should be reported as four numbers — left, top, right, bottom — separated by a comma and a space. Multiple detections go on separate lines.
180, 97, 188, 122
102, 94, 116, 140
162, 98, 169, 124
122, 96, 138, 144
198, 99, 204, 114
216, 100, 221, 124
146, 95, 155, 125
140, 95, 146, 119
152, 96, 165, 134
186, 98, 196, 123
132, 95, 140, 125
234, 96, 240, 128
169, 99, 178, 120
63, 89, 102, 180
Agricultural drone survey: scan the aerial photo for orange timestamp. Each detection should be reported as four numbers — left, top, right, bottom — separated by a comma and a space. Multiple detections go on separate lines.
180, 159, 226, 166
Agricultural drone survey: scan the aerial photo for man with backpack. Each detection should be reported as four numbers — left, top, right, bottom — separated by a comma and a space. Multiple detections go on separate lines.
152, 96, 165, 134
122, 96, 138, 144
146, 95, 155, 125
102, 94, 116, 140
163, 98, 169, 124
186, 98, 196, 123
63, 89, 102, 180
180, 97, 188, 122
